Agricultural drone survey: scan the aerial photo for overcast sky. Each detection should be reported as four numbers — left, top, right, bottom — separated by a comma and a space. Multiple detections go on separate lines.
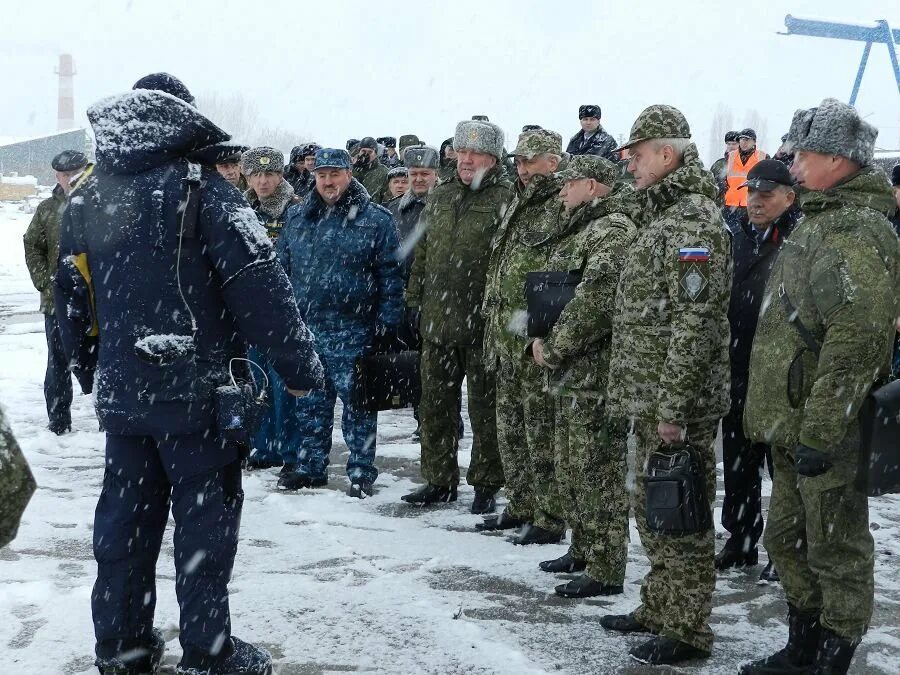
1, 0, 898, 163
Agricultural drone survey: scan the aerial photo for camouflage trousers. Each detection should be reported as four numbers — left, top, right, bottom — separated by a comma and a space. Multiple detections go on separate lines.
418, 341, 504, 489
633, 419, 717, 653
765, 426, 874, 641
494, 353, 561, 530
554, 396, 628, 584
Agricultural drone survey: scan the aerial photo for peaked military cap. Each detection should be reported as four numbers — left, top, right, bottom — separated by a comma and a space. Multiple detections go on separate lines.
742, 159, 794, 192
616, 104, 691, 151
513, 129, 563, 159
314, 148, 352, 170
738, 128, 757, 141
51, 150, 88, 172
403, 145, 440, 169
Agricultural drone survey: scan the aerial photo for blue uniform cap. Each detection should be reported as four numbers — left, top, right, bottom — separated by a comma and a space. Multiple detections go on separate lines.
314, 148, 352, 170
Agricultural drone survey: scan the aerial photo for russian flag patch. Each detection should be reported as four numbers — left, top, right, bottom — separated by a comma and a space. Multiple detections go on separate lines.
679, 247, 710, 263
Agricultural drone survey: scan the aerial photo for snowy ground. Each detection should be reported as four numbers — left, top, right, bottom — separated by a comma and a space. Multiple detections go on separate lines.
1, 201, 899, 674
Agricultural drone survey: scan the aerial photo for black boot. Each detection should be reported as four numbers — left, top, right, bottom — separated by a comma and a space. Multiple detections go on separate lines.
95, 628, 165, 674
738, 604, 821, 674
510, 523, 564, 545
475, 508, 524, 531
244, 450, 283, 470
176, 636, 272, 675
759, 560, 780, 583
715, 541, 759, 570
470, 487, 497, 514
629, 636, 709, 665
277, 471, 327, 491
400, 483, 457, 505
811, 628, 858, 675
278, 462, 298, 476
539, 552, 586, 573
600, 612, 655, 634
555, 574, 623, 598
348, 479, 375, 499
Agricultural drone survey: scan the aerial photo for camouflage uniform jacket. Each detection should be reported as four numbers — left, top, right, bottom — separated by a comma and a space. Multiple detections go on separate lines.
482, 173, 567, 367
744, 167, 900, 453
541, 186, 638, 398
607, 144, 732, 424
406, 166, 513, 345
353, 160, 389, 204
0, 405, 36, 549
23, 185, 66, 314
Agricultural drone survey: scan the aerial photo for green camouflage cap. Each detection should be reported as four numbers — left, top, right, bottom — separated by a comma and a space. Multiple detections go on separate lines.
556, 154, 619, 186
513, 129, 563, 159
616, 104, 691, 151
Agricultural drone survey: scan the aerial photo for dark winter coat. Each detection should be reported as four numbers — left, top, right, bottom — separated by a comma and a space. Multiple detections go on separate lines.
278, 178, 404, 338
284, 166, 315, 201
728, 208, 799, 409
23, 185, 66, 314
386, 190, 427, 283
56, 89, 324, 437
565, 127, 617, 161
890, 207, 900, 238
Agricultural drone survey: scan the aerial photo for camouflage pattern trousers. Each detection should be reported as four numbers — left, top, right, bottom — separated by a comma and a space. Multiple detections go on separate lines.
765, 426, 874, 641
494, 354, 561, 531
418, 341, 504, 489
553, 396, 629, 584
632, 419, 717, 653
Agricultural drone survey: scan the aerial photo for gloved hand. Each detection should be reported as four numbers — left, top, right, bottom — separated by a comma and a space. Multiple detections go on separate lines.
795, 444, 833, 477
374, 323, 400, 354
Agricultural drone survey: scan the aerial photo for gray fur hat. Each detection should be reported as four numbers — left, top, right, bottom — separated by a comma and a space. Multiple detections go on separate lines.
242, 146, 284, 176
453, 120, 505, 160
787, 98, 877, 167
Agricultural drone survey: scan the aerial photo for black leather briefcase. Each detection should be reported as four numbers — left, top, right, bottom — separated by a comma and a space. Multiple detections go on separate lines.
524, 271, 582, 338
858, 378, 900, 496
354, 351, 421, 412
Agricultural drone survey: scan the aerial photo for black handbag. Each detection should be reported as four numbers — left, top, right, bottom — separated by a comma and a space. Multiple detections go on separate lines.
644, 443, 712, 535
858, 378, 900, 496
354, 350, 421, 412
524, 271, 582, 338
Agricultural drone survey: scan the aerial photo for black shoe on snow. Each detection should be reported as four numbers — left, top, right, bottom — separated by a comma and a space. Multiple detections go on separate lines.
244, 451, 283, 470
277, 471, 327, 490
95, 627, 165, 674
555, 574, 623, 598
475, 508, 525, 532
539, 552, 586, 574
175, 636, 272, 675
715, 542, 759, 570
411, 424, 421, 442
278, 462, 297, 476
49, 422, 72, 436
630, 636, 709, 665
400, 483, 457, 505
348, 480, 375, 499
600, 612, 655, 634
810, 628, 859, 675
470, 488, 497, 514
511, 523, 564, 546
738, 604, 820, 674
759, 560, 780, 583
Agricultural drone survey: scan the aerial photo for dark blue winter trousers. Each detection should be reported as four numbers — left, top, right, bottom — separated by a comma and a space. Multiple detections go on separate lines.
44, 315, 73, 430
92, 432, 243, 660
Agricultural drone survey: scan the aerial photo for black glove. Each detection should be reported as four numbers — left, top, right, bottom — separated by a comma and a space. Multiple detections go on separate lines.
406, 306, 420, 334
795, 444, 833, 477
373, 323, 400, 354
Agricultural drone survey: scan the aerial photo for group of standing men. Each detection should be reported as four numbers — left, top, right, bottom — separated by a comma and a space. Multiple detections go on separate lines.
17, 68, 900, 675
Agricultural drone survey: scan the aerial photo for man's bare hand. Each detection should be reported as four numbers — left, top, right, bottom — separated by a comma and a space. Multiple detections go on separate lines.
657, 421, 684, 445
532, 339, 552, 369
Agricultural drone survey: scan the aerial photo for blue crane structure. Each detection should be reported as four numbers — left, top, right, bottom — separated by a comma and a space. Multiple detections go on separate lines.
779, 15, 900, 105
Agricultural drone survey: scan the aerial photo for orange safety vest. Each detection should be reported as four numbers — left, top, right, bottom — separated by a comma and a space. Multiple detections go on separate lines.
724, 149, 764, 207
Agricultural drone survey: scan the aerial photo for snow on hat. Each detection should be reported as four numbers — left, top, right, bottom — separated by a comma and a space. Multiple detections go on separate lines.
738, 128, 757, 141
787, 98, 877, 167
242, 146, 284, 176
724, 131, 739, 142
403, 145, 440, 169
51, 150, 88, 172
453, 120, 505, 160
387, 166, 409, 180
314, 148, 352, 170
579, 104, 601, 119
513, 129, 563, 159
616, 104, 691, 152
132, 72, 195, 105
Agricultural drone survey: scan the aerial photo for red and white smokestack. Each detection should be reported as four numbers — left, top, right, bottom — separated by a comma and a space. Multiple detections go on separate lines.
56, 54, 76, 131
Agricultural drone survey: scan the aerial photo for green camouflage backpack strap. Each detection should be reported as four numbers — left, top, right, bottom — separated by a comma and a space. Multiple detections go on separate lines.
0, 405, 37, 549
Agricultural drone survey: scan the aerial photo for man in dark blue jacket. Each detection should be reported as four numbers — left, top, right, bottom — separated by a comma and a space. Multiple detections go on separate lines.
56, 78, 323, 675
277, 148, 404, 497
717, 159, 799, 581
565, 104, 618, 160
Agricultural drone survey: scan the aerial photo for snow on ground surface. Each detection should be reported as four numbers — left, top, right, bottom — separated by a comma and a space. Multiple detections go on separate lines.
1, 201, 899, 674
